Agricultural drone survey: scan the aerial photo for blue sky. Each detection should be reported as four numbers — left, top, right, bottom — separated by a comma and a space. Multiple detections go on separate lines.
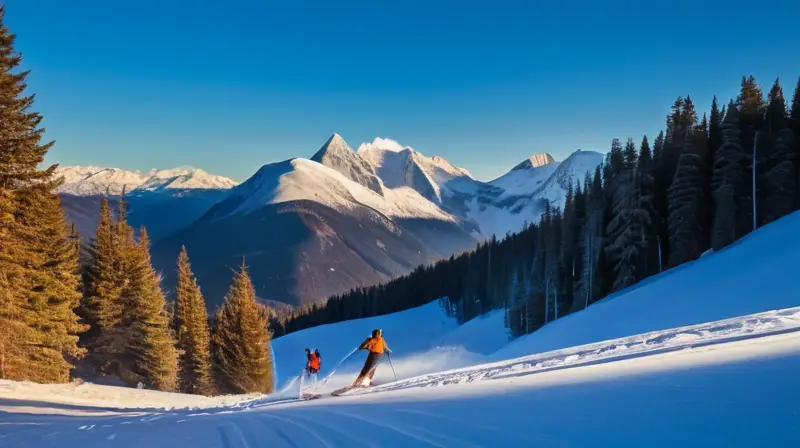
5, 0, 800, 182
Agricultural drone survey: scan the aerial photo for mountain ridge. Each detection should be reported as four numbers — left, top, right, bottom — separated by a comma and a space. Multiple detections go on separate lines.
55, 165, 238, 196
59, 134, 605, 308
148, 133, 604, 307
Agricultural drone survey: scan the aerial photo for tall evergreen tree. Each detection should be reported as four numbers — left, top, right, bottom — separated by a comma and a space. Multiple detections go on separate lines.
83, 198, 128, 371
736, 75, 766, 237
605, 138, 640, 291
0, 8, 85, 382
668, 124, 707, 267
762, 129, 796, 224
766, 78, 788, 133
174, 246, 214, 395
790, 77, 800, 210
213, 261, 274, 394
125, 228, 179, 391
12, 187, 87, 382
635, 135, 659, 276
575, 168, 604, 309
711, 103, 745, 250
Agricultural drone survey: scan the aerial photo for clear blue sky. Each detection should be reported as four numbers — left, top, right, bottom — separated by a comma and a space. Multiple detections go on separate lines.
5, 0, 800, 182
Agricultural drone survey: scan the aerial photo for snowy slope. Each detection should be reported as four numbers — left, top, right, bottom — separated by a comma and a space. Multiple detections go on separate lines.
2, 309, 798, 446
510, 152, 556, 170
55, 165, 238, 196
270, 302, 508, 391
488, 155, 560, 199
222, 158, 457, 223
357, 138, 478, 206
496, 207, 800, 360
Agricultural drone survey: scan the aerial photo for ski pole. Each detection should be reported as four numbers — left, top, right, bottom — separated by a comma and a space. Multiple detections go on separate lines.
319, 347, 358, 387
387, 353, 398, 382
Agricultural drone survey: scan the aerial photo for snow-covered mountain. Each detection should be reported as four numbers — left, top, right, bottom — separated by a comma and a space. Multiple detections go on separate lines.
356, 137, 604, 239
56, 165, 239, 243
151, 134, 603, 307
55, 165, 238, 196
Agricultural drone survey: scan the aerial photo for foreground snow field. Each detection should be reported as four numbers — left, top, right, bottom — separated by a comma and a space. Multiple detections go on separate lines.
2, 307, 800, 447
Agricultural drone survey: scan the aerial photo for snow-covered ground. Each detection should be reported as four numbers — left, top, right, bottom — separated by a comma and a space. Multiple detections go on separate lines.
271, 304, 509, 395
4, 199, 800, 446
2, 309, 798, 446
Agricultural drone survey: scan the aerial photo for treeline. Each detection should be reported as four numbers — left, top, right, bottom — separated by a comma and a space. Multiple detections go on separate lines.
279, 74, 800, 338
0, 11, 273, 395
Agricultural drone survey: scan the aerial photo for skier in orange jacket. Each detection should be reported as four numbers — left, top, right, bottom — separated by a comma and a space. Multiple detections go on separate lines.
305, 348, 321, 376
354, 329, 391, 386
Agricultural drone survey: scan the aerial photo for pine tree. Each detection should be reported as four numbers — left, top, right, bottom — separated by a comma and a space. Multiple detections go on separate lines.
0, 244, 31, 380
605, 138, 639, 291
12, 187, 87, 382
213, 261, 274, 394
762, 129, 796, 224
125, 228, 179, 391
766, 78, 788, 133
711, 103, 744, 250
635, 135, 659, 276
174, 246, 214, 395
0, 181, 28, 379
790, 77, 800, 210
668, 121, 707, 267
737, 75, 766, 237
576, 168, 604, 309
0, 8, 85, 382
83, 198, 128, 371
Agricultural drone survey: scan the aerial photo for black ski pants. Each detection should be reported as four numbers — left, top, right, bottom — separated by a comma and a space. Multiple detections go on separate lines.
357, 351, 382, 381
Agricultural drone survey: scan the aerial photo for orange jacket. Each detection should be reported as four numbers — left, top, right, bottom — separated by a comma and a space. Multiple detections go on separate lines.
359, 336, 390, 354
307, 353, 320, 370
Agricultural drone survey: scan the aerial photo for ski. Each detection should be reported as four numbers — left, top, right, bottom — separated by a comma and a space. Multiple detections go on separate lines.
301, 392, 322, 400
331, 383, 378, 397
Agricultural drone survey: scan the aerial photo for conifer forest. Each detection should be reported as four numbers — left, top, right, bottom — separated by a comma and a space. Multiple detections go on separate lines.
1, 5, 800, 397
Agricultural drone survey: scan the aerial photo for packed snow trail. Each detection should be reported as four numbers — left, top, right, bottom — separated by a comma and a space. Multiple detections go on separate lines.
2, 312, 799, 447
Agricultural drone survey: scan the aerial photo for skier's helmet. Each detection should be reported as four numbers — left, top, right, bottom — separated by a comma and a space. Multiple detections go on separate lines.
372, 328, 382, 338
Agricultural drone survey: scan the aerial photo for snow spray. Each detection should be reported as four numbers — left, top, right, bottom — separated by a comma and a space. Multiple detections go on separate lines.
318, 347, 359, 387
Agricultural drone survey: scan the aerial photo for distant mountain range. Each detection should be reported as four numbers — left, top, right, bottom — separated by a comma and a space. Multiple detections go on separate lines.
57, 135, 604, 309
56, 165, 238, 196
56, 166, 239, 242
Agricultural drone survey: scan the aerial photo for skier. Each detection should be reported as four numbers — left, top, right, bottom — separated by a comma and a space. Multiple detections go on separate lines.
305, 348, 321, 377
353, 328, 391, 387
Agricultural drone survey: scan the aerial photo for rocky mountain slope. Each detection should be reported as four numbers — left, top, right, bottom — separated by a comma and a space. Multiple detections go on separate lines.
149, 134, 603, 308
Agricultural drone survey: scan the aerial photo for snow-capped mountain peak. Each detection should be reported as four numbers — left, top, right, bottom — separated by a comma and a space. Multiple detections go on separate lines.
356, 137, 408, 153
137, 166, 238, 192
310, 133, 384, 196
313, 133, 351, 156
55, 165, 238, 196
511, 153, 556, 171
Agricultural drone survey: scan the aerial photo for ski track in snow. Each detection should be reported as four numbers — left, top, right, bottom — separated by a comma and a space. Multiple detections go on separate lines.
338, 306, 800, 396
2, 307, 799, 446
